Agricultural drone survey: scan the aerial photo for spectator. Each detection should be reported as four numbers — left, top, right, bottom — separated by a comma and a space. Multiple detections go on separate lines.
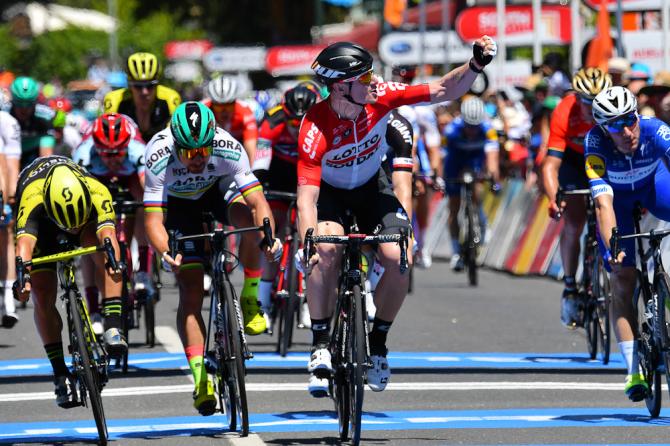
607, 57, 631, 86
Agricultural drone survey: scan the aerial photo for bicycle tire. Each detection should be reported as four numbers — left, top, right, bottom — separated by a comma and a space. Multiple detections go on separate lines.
585, 302, 598, 360
655, 272, 670, 400
349, 283, 366, 445
146, 252, 160, 348
119, 241, 132, 373
70, 294, 108, 444
636, 288, 662, 417
466, 203, 478, 287
333, 295, 350, 441
595, 256, 611, 364
223, 281, 249, 436
279, 235, 300, 357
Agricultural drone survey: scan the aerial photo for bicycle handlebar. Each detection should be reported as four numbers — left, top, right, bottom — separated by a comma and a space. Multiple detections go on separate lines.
303, 227, 409, 274
555, 188, 592, 219
264, 190, 297, 202
168, 217, 273, 258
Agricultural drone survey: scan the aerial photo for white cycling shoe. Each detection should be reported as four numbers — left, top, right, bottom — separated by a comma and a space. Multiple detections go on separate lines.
308, 347, 332, 398
367, 355, 390, 392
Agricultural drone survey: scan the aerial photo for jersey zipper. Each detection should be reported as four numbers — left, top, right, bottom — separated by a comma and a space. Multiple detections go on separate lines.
351, 119, 359, 189
627, 156, 634, 191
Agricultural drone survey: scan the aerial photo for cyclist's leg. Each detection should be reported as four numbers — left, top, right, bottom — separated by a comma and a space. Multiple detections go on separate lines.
80, 223, 126, 355
0, 222, 18, 327
80, 256, 102, 333
557, 161, 589, 326
129, 173, 154, 296
444, 151, 465, 270
413, 139, 432, 268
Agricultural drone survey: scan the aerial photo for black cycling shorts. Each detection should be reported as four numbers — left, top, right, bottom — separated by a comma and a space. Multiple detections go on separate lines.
317, 169, 411, 235
558, 155, 589, 191
165, 179, 232, 266
255, 157, 297, 194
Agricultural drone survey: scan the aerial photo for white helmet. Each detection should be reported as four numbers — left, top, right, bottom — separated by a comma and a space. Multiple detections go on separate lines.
461, 97, 486, 125
207, 75, 239, 104
592, 86, 637, 125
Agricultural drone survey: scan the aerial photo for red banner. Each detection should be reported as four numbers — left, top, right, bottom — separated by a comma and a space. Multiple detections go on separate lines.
164, 40, 214, 60
265, 45, 326, 77
455, 6, 572, 44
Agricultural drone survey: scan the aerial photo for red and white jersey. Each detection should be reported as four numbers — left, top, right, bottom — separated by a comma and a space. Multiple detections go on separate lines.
297, 82, 430, 190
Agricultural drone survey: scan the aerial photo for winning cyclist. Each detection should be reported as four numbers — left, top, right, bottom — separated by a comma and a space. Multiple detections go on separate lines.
104, 52, 181, 142
0, 114, 19, 328
143, 101, 281, 415
72, 113, 150, 333
12, 156, 125, 408
254, 85, 318, 331
297, 37, 497, 396
444, 97, 500, 272
541, 67, 612, 327
585, 86, 670, 401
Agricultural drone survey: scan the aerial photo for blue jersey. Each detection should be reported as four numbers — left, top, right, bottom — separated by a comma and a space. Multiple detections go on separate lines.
444, 117, 499, 154
584, 116, 670, 198
72, 136, 146, 179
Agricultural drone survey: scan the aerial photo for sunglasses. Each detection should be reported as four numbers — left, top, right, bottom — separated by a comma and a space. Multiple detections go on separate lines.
178, 146, 212, 160
342, 70, 374, 86
212, 102, 235, 113
130, 81, 157, 91
604, 112, 638, 133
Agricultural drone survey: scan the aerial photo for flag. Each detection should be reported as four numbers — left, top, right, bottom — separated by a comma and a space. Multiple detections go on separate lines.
384, 0, 407, 28
585, 0, 613, 70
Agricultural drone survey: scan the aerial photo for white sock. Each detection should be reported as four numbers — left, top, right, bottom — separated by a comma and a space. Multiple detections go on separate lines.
618, 340, 638, 375
3, 280, 15, 315
258, 279, 273, 310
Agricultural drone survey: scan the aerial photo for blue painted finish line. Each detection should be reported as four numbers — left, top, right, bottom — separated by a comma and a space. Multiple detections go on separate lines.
0, 352, 625, 377
0, 408, 668, 443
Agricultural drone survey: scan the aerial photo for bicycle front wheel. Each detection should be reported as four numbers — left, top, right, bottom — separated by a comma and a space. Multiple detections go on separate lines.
636, 288, 662, 417
333, 297, 350, 441
349, 284, 366, 445
278, 236, 300, 357
593, 256, 611, 364
465, 203, 478, 287
655, 272, 670, 400
221, 281, 249, 436
70, 294, 108, 444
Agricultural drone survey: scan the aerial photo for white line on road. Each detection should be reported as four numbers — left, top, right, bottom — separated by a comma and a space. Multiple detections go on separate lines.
0, 381, 655, 403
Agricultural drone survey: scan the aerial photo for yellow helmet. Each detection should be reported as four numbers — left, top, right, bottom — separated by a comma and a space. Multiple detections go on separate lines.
126, 52, 161, 83
43, 165, 92, 230
572, 67, 612, 100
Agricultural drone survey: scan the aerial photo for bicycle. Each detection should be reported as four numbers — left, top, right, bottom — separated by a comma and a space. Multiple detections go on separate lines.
556, 188, 611, 364
303, 225, 409, 445
446, 171, 491, 286
611, 204, 670, 418
264, 190, 305, 357
168, 217, 273, 436
15, 238, 119, 445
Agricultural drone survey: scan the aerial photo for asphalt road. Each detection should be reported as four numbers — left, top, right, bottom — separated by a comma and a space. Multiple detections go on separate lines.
1, 262, 669, 445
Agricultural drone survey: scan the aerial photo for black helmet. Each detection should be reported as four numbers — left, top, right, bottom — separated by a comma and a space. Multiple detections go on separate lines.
311, 42, 373, 85
283, 86, 318, 119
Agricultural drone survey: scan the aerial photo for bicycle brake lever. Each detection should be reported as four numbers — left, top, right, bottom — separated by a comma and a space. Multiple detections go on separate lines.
260, 217, 273, 249
304, 228, 315, 263
103, 237, 120, 272
168, 229, 178, 259
610, 227, 619, 260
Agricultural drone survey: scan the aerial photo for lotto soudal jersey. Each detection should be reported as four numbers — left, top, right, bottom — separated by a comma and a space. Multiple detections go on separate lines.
584, 116, 670, 198
143, 127, 261, 213
297, 82, 430, 190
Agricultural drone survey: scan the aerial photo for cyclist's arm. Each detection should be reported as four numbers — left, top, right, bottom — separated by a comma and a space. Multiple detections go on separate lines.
541, 155, 561, 204
594, 193, 616, 250
4, 156, 19, 204
144, 210, 169, 255
541, 100, 569, 203
15, 234, 37, 265
243, 189, 275, 234
393, 172, 413, 221
297, 184, 319, 240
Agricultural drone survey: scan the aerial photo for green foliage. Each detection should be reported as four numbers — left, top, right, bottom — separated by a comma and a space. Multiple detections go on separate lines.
0, 25, 20, 70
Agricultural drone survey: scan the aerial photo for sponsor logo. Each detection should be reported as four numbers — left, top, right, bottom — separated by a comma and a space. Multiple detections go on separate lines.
657, 125, 670, 141
298, 176, 308, 186
585, 132, 601, 149
213, 139, 242, 151
325, 134, 381, 168
395, 207, 408, 221
591, 183, 613, 197
333, 136, 342, 146
584, 154, 606, 179
172, 167, 188, 176
146, 146, 172, 169
311, 62, 345, 79
390, 42, 412, 54
390, 117, 412, 145
301, 122, 320, 159
607, 161, 659, 184
377, 82, 407, 97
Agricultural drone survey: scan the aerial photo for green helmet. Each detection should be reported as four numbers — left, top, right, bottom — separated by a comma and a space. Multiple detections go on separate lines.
11, 76, 39, 105
170, 101, 216, 149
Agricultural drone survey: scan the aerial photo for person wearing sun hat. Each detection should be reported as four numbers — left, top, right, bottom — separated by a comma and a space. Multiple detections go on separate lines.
608, 57, 631, 87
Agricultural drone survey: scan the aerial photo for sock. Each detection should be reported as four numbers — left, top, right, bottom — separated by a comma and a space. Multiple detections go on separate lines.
4, 280, 15, 314
564, 275, 577, 292
85, 286, 100, 314
102, 297, 123, 330
311, 317, 330, 347
45, 342, 69, 379
138, 246, 152, 273
185, 344, 207, 388
369, 317, 392, 356
451, 238, 461, 256
241, 268, 262, 299
258, 279, 273, 310
618, 340, 638, 376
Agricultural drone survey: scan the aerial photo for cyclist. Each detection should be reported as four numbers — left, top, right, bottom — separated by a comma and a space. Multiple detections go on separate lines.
0, 108, 20, 328
585, 86, 670, 401
104, 52, 181, 142
9, 76, 56, 168
444, 97, 500, 272
203, 76, 265, 321
72, 113, 150, 334
541, 67, 612, 327
12, 156, 126, 408
297, 37, 497, 396
254, 85, 318, 330
143, 101, 281, 415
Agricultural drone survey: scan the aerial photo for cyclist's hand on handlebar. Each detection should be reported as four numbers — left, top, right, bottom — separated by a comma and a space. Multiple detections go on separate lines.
265, 238, 283, 263
294, 248, 319, 275
548, 200, 562, 220
161, 251, 182, 273
12, 276, 31, 302
606, 248, 626, 269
